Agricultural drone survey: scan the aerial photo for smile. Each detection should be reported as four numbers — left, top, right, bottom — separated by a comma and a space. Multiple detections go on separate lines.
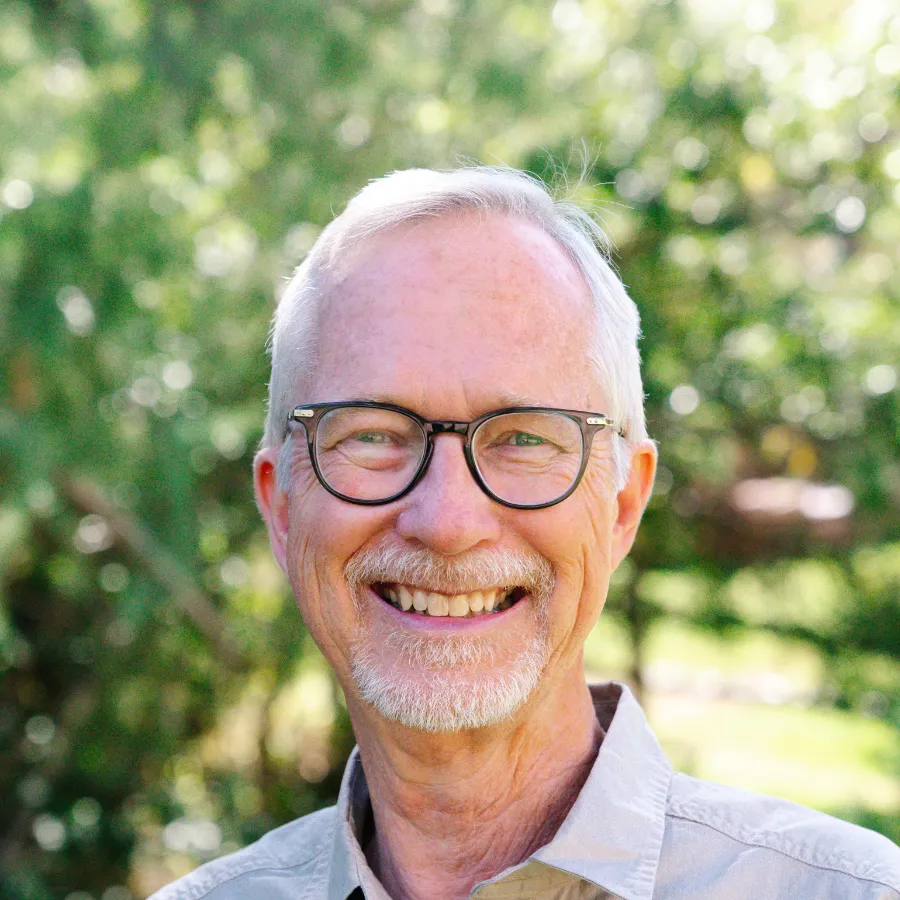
371, 583, 525, 618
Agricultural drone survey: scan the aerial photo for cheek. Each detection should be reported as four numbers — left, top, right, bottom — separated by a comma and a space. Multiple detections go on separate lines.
284, 449, 354, 606
284, 485, 391, 659
524, 466, 615, 643
577, 472, 616, 608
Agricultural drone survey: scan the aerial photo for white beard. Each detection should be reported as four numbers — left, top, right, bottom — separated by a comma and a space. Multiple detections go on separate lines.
345, 544, 554, 733
350, 626, 550, 733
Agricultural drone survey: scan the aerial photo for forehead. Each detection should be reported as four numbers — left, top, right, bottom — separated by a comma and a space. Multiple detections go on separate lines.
310, 212, 599, 412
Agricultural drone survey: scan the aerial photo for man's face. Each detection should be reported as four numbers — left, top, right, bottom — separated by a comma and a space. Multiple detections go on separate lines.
256, 211, 652, 732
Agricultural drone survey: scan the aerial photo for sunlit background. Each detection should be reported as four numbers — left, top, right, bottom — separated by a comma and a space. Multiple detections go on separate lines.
1, 0, 899, 895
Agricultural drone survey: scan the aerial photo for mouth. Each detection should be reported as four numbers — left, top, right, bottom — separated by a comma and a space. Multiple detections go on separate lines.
370, 583, 527, 618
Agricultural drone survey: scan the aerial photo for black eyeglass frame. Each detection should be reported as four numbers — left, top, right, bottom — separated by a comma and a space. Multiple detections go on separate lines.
286, 401, 624, 510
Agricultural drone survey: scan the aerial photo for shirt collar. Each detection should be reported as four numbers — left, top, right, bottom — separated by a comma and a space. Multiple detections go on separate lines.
328, 682, 672, 900
533, 683, 672, 900
328, 748, 376, 900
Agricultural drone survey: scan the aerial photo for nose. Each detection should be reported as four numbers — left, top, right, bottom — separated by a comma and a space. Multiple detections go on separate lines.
395, 434, 502, 554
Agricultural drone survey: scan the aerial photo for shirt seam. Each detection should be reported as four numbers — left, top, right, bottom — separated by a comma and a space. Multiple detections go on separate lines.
169, 861, 318, 900
621, 759, 672, 899
164, 832, 332, 900
665, 808, 900, 892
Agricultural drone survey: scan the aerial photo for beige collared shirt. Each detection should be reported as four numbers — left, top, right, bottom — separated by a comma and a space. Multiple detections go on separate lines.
152, 684, 900, 900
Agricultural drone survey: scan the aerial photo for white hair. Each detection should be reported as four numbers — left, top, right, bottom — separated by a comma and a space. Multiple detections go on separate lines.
265, 166, 647, 492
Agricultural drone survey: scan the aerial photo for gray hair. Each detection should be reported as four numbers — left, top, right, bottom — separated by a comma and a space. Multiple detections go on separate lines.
265, 166, 647, 492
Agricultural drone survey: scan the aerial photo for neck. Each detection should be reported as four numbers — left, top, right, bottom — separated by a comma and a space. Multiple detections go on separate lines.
349, 664, 602, 900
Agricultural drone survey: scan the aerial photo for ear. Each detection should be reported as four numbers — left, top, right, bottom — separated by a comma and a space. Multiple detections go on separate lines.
610, 439, 657, 570
254, 445, 290, 575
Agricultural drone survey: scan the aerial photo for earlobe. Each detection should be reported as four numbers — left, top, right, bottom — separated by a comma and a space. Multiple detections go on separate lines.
610, 440, 657, 570
253, 447, 290, 574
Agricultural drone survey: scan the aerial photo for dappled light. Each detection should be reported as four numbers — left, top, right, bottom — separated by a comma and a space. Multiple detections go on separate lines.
1, 0, 899, 896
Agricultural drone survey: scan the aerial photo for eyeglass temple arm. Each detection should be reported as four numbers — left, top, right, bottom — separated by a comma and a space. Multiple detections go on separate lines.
587, 414, 625, 437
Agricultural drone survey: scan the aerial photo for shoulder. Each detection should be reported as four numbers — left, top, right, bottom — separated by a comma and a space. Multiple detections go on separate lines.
149, 806, 338, 900
663, 773, 900, 896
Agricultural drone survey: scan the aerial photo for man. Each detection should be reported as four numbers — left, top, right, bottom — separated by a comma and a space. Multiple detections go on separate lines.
154, 167, 900, 899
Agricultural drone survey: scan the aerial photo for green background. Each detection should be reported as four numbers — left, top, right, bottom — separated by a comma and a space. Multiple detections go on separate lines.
1, 0, 899, 896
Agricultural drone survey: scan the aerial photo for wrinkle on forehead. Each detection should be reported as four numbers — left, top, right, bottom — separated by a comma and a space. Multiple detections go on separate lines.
321, 211, 592, 325
308, 211, 601, 412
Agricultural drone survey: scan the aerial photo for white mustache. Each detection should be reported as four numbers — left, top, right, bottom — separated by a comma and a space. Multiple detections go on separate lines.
344, 543, 555, 598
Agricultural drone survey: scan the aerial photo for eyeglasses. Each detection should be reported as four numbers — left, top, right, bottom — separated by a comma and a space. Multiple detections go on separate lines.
286, 401, 623, 510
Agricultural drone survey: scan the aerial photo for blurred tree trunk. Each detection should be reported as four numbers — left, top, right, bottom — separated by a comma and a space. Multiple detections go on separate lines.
624, 580, 646, 707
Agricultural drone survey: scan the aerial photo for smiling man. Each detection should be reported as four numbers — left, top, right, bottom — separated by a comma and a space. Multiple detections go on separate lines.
154, 168, 899, 900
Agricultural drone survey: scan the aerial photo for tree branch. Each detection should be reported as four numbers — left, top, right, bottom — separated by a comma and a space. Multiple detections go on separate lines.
60, 477, 247, 672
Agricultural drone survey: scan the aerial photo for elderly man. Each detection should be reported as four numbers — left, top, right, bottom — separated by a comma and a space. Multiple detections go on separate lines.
155, 167, 899, 900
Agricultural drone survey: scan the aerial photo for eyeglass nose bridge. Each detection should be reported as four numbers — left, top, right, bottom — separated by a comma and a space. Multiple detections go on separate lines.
406, 419, 483, 503
425, 420, 469, 437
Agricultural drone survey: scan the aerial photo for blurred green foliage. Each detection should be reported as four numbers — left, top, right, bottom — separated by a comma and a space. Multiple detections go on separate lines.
1, 0, 898, 896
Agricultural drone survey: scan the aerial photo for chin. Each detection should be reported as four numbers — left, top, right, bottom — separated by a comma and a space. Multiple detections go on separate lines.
349, 628, 550, 733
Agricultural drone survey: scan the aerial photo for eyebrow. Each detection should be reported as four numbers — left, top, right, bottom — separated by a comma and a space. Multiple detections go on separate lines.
343, 394, 407, 406
349, 392, 555, 409
495, 390, 553, 408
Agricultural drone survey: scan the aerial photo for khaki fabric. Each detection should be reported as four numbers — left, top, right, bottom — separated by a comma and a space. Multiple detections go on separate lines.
471, 861, 616, 899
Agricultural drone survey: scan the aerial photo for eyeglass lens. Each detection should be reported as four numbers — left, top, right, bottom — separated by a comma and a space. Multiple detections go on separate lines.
472, 411, 583, 506
316, 406, 424, 502
314, 406, 584, 506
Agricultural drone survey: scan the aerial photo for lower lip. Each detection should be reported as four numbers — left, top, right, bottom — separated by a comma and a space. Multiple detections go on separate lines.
367, 587, 525, 631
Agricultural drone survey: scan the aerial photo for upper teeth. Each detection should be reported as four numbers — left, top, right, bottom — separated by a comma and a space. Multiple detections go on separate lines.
381, 585, 515, 617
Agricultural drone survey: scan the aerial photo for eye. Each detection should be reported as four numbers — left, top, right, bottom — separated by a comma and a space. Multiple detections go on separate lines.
511, 432, 546, 447
354, 430, 392, 444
